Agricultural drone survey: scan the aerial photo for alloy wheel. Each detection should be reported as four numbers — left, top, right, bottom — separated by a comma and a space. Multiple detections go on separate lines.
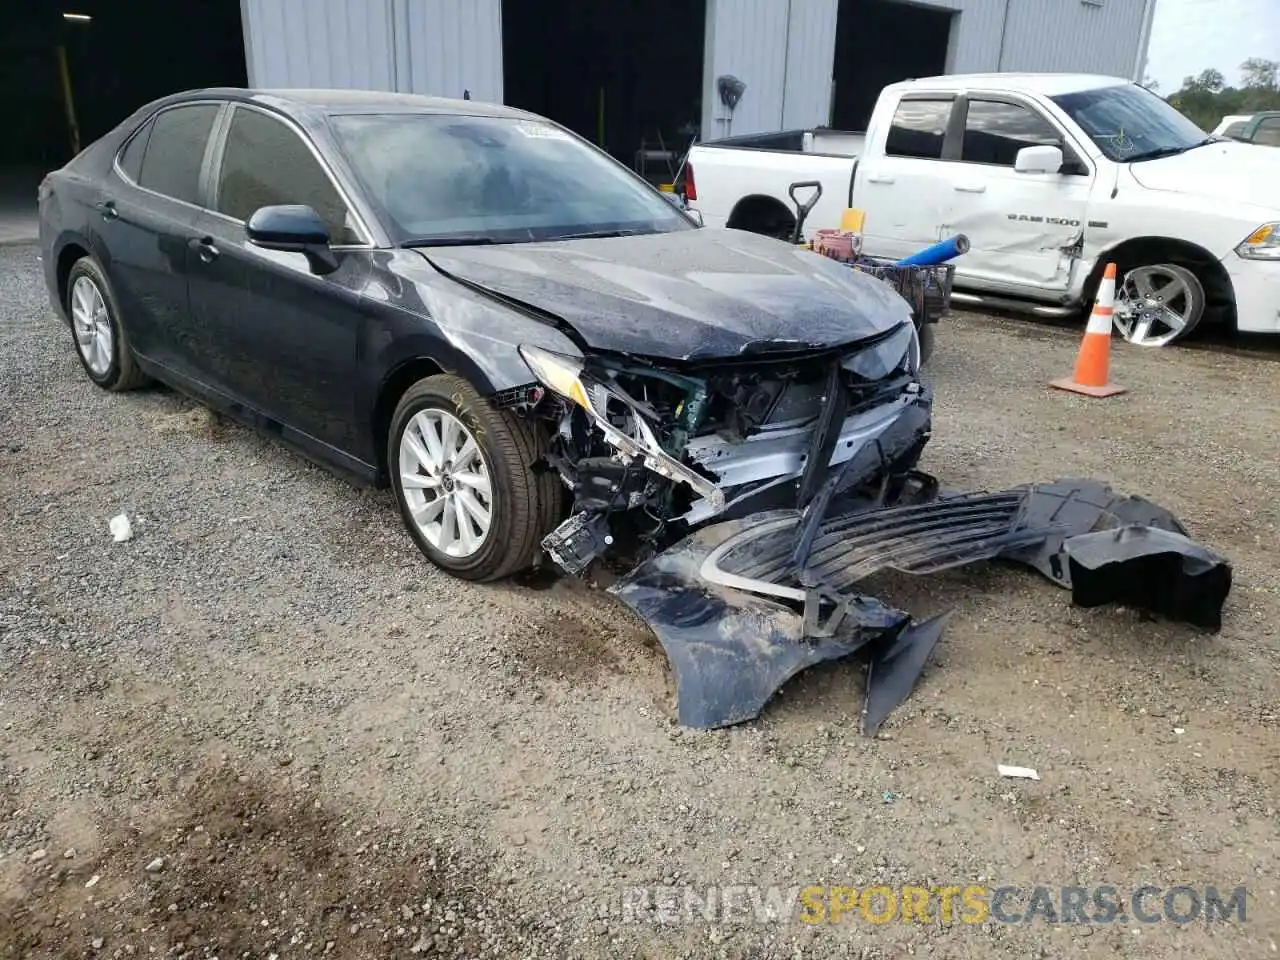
397, 408, 493, 559
70, 275, 114, 375
1113, 264, 1202, 347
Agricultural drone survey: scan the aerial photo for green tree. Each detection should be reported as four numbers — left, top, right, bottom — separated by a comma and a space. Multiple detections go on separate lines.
1166, 59, 1280, 131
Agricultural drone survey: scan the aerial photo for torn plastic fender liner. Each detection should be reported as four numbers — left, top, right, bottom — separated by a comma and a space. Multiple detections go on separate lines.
1064, 525, 1232, 631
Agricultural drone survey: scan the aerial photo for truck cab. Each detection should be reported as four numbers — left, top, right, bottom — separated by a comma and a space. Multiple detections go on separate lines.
688, 73, 1280, 345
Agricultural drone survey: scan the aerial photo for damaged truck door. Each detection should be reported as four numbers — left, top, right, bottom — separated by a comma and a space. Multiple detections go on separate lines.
938, 96, 1094, 290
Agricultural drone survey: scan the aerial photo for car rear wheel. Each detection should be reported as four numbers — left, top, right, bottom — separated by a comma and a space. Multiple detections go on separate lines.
389, 374, 561, 581
1113, 263, 1205, 347
66, 256, 149, 390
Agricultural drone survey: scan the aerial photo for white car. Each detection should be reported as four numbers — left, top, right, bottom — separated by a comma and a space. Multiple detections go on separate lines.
685, 74, 1280, 346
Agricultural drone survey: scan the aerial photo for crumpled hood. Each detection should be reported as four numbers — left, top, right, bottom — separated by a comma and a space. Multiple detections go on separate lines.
1128, 141, 1280, 210
417, 227, 912, 362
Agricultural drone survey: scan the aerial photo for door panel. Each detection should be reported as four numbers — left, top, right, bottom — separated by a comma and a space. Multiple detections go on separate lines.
183, 104, 371, 457
942, 98, 1093, 292
185, 211, 369, 454
97, 103, 221, 372
857, 97, 956, 261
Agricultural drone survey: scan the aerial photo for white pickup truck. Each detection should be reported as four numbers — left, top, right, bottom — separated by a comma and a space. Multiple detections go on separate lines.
683, 73, 1280, 346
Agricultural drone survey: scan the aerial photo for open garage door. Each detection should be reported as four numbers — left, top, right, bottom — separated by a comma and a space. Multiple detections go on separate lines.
1, 0, 245, 242
831, 0, 953, 131
2, 0, 246, 168
501, 0, 705, 186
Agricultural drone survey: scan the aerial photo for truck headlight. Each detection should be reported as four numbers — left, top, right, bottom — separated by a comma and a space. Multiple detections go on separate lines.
1236, 223, 1280, 261
518, 344, 591, 409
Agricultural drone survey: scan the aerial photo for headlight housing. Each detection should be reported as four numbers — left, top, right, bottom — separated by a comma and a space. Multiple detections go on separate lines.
517, 344, 592, 409
1236, 223, 1280, 261
841, 322, 919, 380
517, 343, 725, 510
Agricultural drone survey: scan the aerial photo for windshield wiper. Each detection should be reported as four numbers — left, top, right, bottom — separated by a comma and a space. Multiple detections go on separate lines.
552, 229, 642, 240
401, 236, 498, 248
1124, 137, 1218, 162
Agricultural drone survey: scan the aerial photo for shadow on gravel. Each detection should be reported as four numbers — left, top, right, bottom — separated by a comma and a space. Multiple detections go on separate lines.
0, 766, 517, 959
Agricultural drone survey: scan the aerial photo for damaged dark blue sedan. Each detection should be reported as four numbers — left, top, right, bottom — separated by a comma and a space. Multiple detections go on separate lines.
39, 89, 1232, 735
38, 88, 929, 582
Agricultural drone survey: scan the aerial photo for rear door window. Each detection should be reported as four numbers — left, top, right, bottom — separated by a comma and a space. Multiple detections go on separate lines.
118, 119, 153, 182
214, 106, 360, 244
961, 99, 1062, 165
885, 99, 952, 160
136, 104, 220, 205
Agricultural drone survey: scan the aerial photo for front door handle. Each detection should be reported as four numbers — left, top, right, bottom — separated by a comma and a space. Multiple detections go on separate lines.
955, 184, 987, 193
96, 199, 118, 221
866, 176, 895, 185
189, 236, 220, 263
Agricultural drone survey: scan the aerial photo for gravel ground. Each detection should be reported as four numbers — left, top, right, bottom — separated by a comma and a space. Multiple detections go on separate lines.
2, 240, 1278, 959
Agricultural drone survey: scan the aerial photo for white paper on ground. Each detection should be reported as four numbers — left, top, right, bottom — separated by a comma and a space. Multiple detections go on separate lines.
109, 512, 133, 543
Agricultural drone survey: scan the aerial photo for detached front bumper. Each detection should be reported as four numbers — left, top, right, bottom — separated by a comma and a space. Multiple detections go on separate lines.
611, 478, 1232, 734
1223, 253, 1280, 333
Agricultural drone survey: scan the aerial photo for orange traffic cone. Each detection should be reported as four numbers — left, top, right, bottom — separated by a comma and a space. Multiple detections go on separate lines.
1050, 263, 1126, 398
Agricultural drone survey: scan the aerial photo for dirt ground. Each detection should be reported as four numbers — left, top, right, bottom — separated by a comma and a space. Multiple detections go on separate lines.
2, 241, 1278, 959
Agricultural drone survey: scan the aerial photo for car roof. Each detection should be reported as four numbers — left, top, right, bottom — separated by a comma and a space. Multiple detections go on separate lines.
168, 86, 542, 121
887, 73, 1132, 97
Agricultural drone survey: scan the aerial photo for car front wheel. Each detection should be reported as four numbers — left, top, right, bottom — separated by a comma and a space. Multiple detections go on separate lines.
389, 374, 561, 581
66, 256, 149, 391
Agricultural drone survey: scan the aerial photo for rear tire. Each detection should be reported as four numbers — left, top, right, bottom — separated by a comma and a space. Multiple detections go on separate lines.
389, 374, 561, 581
65, 256, 149, 391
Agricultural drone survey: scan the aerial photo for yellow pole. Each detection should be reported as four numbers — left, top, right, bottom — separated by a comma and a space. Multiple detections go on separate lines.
56, 45, 81, 156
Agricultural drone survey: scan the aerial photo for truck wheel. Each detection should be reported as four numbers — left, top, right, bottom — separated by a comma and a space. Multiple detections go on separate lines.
1113, 263, 1205, 347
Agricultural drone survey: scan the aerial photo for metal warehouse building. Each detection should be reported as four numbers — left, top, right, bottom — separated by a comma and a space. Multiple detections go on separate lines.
238, 0, 1157, 163
7, 0, 1155, 178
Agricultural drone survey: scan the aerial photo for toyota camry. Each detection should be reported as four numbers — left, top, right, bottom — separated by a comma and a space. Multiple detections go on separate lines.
39, 88, 930, 581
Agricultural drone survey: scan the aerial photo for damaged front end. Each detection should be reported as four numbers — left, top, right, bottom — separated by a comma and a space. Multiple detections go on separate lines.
519, 319, 929, 575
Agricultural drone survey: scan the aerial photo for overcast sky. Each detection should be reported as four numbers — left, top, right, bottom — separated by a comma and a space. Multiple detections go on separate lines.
1145, 0, 1280, 92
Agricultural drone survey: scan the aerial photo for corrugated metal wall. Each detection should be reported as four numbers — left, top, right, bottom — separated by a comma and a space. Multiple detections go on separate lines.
397, 0, 503, 101
240, 0, 503, 100
997, 0, 1149, 77
912, 0, 1149, 77
701, 0, 839, 138
241, 0, 397, 89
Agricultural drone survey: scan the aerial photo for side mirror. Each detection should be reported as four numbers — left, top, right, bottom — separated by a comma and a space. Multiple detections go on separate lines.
685, 208, 704, 227
1013, 145, 1063, 175
246, 204, 338, 274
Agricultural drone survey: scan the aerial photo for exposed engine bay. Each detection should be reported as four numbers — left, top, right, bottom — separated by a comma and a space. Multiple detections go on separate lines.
511, 319, 927, 575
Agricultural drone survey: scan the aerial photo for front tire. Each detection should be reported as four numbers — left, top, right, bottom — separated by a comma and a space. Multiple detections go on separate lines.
1113, 262, 1205, 347
389, 374, 561, 581
65, 256, 149, 391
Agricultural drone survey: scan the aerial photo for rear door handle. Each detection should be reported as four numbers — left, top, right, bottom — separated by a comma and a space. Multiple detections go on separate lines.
955, 184, 987, 193
96, 199, 118, 221
866, 176, 895, 185
189, 236, 220, 263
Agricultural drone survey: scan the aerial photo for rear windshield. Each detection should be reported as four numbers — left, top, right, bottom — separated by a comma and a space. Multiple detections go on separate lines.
328, 112, 693, 244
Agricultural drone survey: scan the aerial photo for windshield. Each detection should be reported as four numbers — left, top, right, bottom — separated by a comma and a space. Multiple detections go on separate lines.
328, 113, 693, 245
1050, 83, 1210, 162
